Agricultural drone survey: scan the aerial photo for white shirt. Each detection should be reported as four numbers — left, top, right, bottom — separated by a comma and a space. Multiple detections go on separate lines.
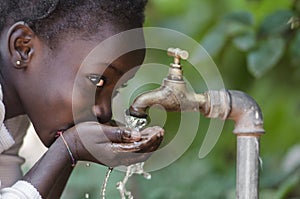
0, 85, 42, 199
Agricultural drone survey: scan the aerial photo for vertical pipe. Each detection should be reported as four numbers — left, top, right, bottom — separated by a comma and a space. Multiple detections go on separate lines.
236, 135, 260, 199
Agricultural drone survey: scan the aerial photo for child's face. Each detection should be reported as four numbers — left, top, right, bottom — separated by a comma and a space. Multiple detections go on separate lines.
22, 26, 145, 147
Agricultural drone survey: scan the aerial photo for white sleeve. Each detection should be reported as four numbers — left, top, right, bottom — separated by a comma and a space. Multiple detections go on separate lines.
0, 84, 15, 153
0, 180, 42, 199
0, 124, 15, 153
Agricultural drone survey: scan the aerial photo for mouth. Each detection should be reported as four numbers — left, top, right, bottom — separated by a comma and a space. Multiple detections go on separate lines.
104, 119, 125, 127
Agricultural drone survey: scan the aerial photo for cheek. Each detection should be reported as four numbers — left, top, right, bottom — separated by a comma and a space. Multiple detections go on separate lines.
93, 86, 114, 122
71, 80, 97, 122
36, 90, 74, 127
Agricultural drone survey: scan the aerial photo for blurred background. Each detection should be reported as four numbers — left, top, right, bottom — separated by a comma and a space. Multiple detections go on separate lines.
20, 0, 300, 198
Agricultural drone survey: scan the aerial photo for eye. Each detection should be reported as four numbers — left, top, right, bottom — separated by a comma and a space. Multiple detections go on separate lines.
87, 74, 106, 87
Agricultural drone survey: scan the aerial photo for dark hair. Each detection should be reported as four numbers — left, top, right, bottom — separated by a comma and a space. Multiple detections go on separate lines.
0, 0, 147, 47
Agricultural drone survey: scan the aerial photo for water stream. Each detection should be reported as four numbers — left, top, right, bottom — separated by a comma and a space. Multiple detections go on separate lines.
116, 113, 150, 199
100, 112, 150, 199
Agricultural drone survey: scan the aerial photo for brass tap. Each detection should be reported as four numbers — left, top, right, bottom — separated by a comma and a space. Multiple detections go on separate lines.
128, 48, 207, 118
128, 47, 264, 135
128, 47, 265, 199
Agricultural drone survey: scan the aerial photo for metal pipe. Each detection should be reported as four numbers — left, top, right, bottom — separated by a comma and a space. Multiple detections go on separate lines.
236, 136, 260, 199
228, 90, 264, 199
128, 48, 265, 199
203, 90, 264, 199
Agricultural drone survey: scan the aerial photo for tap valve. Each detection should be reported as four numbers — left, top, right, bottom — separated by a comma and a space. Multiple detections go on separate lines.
166, 48, 189, 81
167, 48, 189, 68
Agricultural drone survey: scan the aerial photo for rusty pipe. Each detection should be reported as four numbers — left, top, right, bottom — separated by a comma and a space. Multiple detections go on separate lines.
204, 90, 264, 134
129, 78, 207, 118
130, 88, 265, 135
203, 90, 264, 199
128, 48, 265, 198
129, 89, 264, 199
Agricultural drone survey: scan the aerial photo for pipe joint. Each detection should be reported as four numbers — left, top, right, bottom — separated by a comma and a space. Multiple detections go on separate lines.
227, 90, 265, 135
204, 90, 231, 120
204, 90, 265, 135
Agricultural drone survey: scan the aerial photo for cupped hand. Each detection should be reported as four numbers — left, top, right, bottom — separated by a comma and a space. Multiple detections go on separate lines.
63, 122, 164, 167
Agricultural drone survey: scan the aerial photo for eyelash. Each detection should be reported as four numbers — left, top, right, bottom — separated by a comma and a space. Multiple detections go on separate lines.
87, 74, 106, 87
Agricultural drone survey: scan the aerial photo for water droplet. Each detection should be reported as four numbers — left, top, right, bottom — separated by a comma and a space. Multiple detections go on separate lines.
86, 163, 90, 167
85, 193, 90, 198
143, 173, 151, 180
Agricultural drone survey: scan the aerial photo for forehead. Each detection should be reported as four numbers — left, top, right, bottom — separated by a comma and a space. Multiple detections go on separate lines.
76, 27, 146, 73
46, 25, 145, 71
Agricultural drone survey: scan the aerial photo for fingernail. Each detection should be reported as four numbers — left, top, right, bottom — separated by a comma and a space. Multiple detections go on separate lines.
131, 130, 141, 140
123, 129, 131, 138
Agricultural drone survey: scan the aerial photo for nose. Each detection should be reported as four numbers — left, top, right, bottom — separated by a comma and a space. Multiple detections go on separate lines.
93, 90, 113, 123
92, 104, 113, 123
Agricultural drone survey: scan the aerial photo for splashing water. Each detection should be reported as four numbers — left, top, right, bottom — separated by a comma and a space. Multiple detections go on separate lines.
116, 112, 150, 199
123, 112, 147, 131
101, 167, 113, 199
116, 162, 151, 199
100, 111, 150, 199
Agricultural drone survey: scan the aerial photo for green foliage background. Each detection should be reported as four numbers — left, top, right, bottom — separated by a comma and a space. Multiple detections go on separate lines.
62, 0, 300, 198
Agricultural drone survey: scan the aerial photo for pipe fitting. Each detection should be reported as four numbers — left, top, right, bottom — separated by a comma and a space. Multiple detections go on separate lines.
204, 90, 231, 120
227, 90, 264, 135
204, 90, 265, 135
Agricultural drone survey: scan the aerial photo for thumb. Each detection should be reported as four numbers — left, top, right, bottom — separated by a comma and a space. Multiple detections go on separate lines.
100, 124, 142, 143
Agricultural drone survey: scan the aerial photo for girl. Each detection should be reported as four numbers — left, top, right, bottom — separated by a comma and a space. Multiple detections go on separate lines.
0, 0, 164, 198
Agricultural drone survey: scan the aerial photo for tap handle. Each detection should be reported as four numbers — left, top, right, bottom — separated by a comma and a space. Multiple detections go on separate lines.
167, 48, 189, 60
167, 48, 189, 66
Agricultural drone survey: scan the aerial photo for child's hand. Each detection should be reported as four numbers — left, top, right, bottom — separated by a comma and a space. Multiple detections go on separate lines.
63, 122, 164, 167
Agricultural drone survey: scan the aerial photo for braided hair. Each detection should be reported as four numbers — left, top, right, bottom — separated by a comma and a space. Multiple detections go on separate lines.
0, 0, 147, 48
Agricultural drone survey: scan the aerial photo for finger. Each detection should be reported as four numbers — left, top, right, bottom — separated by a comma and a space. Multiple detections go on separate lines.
111, 126, 164, 153
97, 127, 164, 167
136, 126, 164, 153
75, 122, 141, 143
100, 125, 141, 143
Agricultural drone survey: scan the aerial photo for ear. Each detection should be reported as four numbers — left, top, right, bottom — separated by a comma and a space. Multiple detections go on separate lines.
7, 21, 36, 69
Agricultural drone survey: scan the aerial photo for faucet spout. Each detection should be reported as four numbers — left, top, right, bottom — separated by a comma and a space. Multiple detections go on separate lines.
129, 79, 207, 118
128, 86, 173, 118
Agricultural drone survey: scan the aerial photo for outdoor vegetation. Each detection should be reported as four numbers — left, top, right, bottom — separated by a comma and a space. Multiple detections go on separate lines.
60, 0, 300, 198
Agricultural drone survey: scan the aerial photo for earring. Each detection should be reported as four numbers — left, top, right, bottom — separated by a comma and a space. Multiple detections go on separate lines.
16, 60, 21, 66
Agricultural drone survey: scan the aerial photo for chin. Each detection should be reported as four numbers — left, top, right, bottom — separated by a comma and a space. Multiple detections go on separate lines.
37, 130, 57, 148
42, 137, 55, 148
